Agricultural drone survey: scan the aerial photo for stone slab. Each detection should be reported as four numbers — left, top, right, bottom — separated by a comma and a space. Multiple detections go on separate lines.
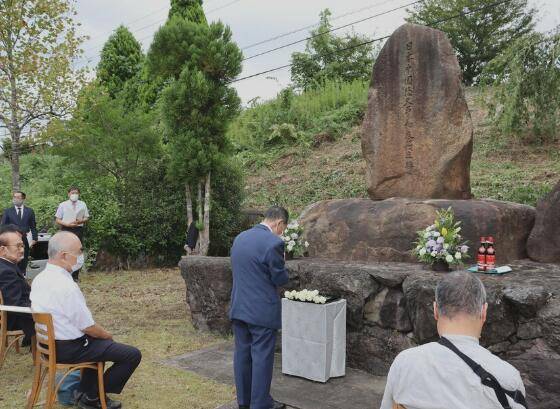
165, 343, 385, 409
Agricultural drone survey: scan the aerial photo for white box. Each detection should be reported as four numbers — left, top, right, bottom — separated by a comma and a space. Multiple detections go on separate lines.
281, 298, 346, 382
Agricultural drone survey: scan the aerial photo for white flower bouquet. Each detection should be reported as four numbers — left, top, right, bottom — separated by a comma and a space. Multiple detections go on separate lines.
281, 220, 309, 258
413, 207, 469, 268
284, 289, 328, 304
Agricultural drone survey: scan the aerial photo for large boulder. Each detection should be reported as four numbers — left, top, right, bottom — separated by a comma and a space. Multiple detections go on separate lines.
527, 181, 560, 262
299, 198, 535, 264
362, 23, 473, 200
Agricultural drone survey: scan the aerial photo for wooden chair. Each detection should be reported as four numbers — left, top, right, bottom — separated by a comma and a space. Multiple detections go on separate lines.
26, 313, 107, 409
0, 292, 25, 369
392, 404, 406, 409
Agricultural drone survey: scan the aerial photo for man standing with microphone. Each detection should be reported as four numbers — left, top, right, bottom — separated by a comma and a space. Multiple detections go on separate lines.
1, 191, 38, 274
229, 205, 289, 409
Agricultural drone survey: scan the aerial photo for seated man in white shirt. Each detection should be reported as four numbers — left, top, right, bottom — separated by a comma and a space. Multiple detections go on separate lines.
31, 232, 141, 409
380, 272, 527, 409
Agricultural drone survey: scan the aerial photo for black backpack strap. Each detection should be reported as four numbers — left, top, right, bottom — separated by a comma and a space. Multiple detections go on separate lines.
439, 337, 528, 409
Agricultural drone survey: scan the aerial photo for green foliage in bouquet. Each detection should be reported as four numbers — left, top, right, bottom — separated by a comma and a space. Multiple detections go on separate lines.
413, 207, 469, 266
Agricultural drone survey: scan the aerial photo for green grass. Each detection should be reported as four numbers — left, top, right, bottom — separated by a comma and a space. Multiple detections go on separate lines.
1, 269, 234, 409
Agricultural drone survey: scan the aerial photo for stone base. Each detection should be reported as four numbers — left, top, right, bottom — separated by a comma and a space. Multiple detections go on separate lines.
299, 198, 535, 264
179, 256, 560, 409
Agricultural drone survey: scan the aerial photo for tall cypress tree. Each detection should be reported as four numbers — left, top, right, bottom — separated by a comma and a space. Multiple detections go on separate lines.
168, 0, 207, 24
97, 25, 144, 97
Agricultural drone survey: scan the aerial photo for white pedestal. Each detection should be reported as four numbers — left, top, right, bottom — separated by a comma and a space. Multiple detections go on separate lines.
281, 298, 346, 383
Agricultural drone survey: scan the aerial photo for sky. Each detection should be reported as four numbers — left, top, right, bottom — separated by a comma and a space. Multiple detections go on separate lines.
75, 0, 560, 105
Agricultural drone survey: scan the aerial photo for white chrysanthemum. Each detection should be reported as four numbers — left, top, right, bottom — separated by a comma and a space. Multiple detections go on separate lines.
455, 252, 462, 260
419, 248, 427, 256
433, 231, 440, 237
289, 240, 296, 247
431, 251, 437, 257
305, 241, 309, 248
445, 255, 454, 263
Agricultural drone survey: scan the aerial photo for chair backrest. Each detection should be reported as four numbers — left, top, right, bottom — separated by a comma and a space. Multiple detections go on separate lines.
32, 312, 57, 366
0, 292, 7, 341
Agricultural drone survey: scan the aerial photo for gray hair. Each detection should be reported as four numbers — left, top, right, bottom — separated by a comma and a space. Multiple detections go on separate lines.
435, 272, 487, 318
48, 231, 78, 259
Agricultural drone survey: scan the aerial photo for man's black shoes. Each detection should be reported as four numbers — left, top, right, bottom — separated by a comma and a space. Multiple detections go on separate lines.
271, 400, 286, 409
239, 400, 285, 409
77, 394, 122, 409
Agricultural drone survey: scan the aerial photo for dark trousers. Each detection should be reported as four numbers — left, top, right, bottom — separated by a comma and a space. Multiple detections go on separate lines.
8, 312, 35, 342
61, 226, 83, 281
232, 319, 277, 409
17, 237, 29, 275
56, 336, 141, 398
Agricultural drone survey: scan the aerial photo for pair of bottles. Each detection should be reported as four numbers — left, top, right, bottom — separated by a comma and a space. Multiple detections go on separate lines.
477, 236, 496, 272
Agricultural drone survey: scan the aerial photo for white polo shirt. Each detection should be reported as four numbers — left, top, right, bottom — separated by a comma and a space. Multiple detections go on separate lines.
30, 263, 94, 340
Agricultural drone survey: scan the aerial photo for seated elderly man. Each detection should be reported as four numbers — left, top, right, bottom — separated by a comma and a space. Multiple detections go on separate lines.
0, 224, 35, 345
380, 272, 527, 409
31, 232, 141, 409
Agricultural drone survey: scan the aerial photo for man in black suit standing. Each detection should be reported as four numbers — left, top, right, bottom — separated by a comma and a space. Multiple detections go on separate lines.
1, 191, 38, 274
0, 224, 35, 345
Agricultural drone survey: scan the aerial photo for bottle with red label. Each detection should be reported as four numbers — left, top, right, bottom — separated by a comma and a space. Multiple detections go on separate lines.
486, 236, 496, 271
477, 237, 487, 272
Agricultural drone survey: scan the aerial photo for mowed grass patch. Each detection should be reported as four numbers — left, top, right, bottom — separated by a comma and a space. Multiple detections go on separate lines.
1, 268, 235, 409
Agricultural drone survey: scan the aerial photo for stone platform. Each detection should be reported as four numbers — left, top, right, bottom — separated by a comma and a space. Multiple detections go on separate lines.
180, 256, 560, 409
164, 343, 386, 409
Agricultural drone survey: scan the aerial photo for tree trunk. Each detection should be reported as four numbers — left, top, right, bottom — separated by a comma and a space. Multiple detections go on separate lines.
194, 181, 203, 254
185, 184, 193, 226
10, 127, 21, 191
200, 172, 211, 255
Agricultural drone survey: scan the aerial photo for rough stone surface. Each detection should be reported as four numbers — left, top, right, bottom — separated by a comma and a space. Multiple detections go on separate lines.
527, 180, 560, 262
362, 23, 473, 200
180, 256, 560, 407
299, 198, 535, 264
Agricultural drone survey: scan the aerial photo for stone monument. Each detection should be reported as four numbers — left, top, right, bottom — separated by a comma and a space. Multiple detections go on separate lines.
362, 23, 473, 200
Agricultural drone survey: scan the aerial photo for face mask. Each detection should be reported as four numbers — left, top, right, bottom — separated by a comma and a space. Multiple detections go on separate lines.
70, 194, 79, 202
71, 253, 84, 272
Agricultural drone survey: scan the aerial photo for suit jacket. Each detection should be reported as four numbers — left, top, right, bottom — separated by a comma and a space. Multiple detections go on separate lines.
1, 206, 38, 242
0, 257, 31, 329
229, 224, 289, 329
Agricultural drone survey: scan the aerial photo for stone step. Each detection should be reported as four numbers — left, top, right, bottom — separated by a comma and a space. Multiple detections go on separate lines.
164, 342, 386, 409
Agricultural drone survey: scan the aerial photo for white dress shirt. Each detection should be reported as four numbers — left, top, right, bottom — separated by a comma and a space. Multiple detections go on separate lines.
380, 334, 526, 409
30, 263, 94, 340
55, 200, 90, 226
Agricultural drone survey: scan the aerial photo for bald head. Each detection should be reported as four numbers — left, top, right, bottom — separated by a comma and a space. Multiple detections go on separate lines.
48, 231, 82, 260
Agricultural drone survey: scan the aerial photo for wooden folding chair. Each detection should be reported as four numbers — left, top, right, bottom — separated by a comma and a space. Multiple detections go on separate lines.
26, 312, 107, 409
0, 292, 25, 369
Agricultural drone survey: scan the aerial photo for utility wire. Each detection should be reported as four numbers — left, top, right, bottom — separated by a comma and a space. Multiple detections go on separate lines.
230, 0, 515, 83
242, 0, 422, 61
241, 0, 399, 51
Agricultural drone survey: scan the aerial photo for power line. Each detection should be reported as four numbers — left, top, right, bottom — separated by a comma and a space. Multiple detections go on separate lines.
230, 0, 516, 83
241, 0, 402, 51
242, 0, 422, 61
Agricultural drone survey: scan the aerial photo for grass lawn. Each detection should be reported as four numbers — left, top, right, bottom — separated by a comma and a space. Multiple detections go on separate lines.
1, 268, 235, 409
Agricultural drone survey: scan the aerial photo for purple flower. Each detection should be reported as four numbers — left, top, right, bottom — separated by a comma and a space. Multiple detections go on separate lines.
436, 236, 445, 244
461, 245, 469, 253
427, 240, 437, 248
435, 244, 442, 251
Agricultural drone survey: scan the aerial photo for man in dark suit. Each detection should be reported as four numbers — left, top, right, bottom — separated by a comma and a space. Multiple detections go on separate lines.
229, 206, 290, 409
1, 191, 38, 274
0, 224, 35, 345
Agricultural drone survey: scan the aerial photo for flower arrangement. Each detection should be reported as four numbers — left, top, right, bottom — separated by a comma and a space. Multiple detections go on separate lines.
413, 207, 469, 267
281, 221, 309, 257
284, 289, 327, 304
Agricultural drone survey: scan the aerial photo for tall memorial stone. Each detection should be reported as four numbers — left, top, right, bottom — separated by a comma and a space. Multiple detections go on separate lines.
362, 23, 473, 200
